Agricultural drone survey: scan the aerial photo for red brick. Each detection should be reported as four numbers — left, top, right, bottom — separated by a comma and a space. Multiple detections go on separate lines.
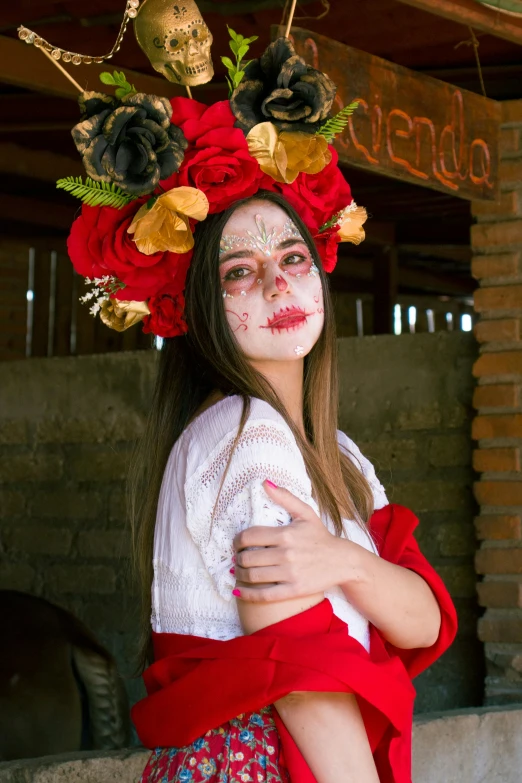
77, 529, 130, 558
472, 413, 522, 439
46, 565, 116, 594
473, 447, 521, 473
474, 319, 521, 343
0, 453, 63, 483
473, 384, 519, 410
476, 546, 522, 574
474, 480, 522, 506
500, 128, 520, 155
472, 191, 521, 220
70, 451, 130, 482
473, 352, 522, 379
474, 286, 522, 313
477, 579, 522, 608
5, 525, 73, 556
478, 610, 522, 642
502, 101, 522, 124
471, 220, 522, 250
0, 563, 35, 591
475, 515, 521, 540
0, 490, 25, 517
498, 159, 522, 186
0, 420, 28, 445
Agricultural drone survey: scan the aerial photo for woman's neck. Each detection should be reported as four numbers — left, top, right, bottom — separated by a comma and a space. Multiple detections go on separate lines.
250, 358, 305, 437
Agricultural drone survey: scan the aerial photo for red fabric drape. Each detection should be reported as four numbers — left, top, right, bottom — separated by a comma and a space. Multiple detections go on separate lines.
132, 504, 458, 783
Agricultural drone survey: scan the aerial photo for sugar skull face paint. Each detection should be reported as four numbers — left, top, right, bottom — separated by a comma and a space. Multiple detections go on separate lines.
220, 201, 324, 363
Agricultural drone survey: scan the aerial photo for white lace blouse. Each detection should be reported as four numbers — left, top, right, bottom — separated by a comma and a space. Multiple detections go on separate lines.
151, 396, 389, 652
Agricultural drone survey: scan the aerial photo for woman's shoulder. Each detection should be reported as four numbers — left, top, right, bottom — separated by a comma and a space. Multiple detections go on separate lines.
337, 430, 389, 511
180, 395, 299, 479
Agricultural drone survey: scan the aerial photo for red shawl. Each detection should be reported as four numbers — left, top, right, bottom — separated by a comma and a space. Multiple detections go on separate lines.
132, 504, 457, 783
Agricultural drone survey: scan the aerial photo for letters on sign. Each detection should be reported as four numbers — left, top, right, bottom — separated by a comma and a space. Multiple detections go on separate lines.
289, 29, 500, 201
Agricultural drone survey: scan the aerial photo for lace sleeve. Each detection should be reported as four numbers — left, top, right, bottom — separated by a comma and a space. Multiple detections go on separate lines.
338, 431, 389, 511
185, 419, 317, 601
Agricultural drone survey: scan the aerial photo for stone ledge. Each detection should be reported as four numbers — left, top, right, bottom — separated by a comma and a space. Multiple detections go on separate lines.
1, 708, 521, 783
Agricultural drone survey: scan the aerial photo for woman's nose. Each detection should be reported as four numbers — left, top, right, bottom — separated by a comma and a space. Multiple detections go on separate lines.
263, 267, 292, 300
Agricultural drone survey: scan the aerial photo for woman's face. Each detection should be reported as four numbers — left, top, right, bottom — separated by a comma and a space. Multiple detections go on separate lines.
219, 201, 324, 362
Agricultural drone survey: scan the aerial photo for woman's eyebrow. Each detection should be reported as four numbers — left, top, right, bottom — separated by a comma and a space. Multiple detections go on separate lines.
277, 238, 307, 250
219, 249, 253, 265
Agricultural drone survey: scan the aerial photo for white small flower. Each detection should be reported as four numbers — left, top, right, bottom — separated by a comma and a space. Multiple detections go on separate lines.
89, 302, 101, 316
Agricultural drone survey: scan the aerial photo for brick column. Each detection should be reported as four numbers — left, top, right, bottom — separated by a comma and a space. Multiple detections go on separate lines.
471, 100, 522, 705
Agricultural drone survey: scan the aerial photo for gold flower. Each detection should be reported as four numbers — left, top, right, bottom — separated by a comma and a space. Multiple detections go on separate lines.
127, 186, 209, 256
337, 202, 368, 245
100, 298, 150, 332
246, 122, 331, 184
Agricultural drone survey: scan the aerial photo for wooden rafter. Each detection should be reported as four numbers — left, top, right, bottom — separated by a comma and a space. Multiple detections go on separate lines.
394, 0, 522, 45
0, 143, 82, 181
0, 34, 185, 100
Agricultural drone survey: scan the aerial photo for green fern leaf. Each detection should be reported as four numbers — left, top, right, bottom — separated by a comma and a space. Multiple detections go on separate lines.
317, 101, 360, 143
56, 176, 136, 209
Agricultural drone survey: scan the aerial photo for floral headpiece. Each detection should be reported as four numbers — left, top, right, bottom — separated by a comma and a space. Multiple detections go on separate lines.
60, 31, 367, 338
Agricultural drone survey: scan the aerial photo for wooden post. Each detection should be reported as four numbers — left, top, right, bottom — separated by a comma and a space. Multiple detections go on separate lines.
372, 245, 399, 334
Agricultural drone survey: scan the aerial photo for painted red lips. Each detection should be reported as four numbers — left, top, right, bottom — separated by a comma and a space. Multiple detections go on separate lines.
261, 305, 313, 332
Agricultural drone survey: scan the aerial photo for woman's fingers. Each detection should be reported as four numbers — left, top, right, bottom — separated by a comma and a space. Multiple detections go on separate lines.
235, 545, 279, 568
234, 524, 287, 551
234, 582, 296, 603
262, 480, 318, 522
234, 565, 282, 585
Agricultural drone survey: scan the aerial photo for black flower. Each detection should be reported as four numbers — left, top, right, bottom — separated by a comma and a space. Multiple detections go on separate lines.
230, 38, 336, 134
72, 92, 187, 197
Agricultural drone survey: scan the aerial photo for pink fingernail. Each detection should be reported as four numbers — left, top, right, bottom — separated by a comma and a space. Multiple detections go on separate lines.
230, 567, 235, 574
265, 480, 278, 489
232, 588, 241, 597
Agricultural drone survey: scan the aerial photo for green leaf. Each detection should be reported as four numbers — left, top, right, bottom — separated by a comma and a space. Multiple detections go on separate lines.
56, 176, 137, 209
227, 25, 240, 43
233, 71, 244, 88
229, 38, 239, 57
237, 44, 249, 61
225, 75, 234, 98
316, 101, 360, 143
245, 35, 258, 44
221, 56, 235, 71
99, 72, 117, 85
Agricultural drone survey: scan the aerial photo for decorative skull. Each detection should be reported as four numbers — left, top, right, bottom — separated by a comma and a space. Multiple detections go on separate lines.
134, 0, 214, 87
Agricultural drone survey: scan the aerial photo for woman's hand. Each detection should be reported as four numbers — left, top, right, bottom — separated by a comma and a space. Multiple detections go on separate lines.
233, 480, 351, 602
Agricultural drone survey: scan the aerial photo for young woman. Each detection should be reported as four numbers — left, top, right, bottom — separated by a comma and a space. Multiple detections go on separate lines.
129, 191, 457, 783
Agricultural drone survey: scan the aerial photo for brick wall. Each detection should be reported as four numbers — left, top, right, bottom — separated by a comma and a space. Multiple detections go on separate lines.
471, 100, 522, 705
338, 331, 481, 711
0, 334, 481, 713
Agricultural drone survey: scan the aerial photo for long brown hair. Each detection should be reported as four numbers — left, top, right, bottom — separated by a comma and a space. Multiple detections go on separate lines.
128, 191, 374, 668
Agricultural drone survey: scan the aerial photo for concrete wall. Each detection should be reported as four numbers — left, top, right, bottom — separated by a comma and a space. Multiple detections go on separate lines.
0, 331, 481, 714
1, 707, 521, 783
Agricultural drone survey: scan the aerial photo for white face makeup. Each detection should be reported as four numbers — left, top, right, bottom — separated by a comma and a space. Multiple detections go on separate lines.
219, 201, 325, 363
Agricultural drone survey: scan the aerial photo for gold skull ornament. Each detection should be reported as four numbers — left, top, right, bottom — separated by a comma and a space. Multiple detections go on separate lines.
134, 0, 214, 87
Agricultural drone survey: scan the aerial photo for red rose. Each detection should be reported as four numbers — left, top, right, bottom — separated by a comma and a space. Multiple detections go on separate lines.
276, 148, 353, 228
313, 225, 341, 273
67, 201, 191, 302
142, 291, 188, 338
164, 100, 264, 213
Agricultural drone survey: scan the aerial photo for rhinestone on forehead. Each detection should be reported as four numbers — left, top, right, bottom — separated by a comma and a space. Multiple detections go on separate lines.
220, 215, 304, 257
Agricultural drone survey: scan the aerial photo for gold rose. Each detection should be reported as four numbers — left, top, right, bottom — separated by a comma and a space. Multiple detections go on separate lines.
127, 187, 209, 255
246, 122, 332, 184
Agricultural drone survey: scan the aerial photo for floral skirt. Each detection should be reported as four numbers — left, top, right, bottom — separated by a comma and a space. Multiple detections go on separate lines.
139, 706, 289, 783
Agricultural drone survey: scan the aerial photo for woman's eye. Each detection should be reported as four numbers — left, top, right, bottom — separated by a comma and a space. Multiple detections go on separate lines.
223, 267, 251, 281
283, 253, 308, 265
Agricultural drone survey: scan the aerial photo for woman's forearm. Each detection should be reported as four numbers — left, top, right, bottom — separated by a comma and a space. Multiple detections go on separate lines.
274, 691, 379, 783
334, 538, 441, 649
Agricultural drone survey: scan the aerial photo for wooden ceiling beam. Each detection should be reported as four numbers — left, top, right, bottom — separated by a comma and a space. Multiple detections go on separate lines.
0, 34, 186, 100
394, 0, 522, 45
0, 143, 82, 180
0, 193, 75, 230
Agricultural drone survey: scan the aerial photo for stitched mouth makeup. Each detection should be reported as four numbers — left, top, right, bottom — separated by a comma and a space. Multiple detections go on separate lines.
260, 305, 314, 333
